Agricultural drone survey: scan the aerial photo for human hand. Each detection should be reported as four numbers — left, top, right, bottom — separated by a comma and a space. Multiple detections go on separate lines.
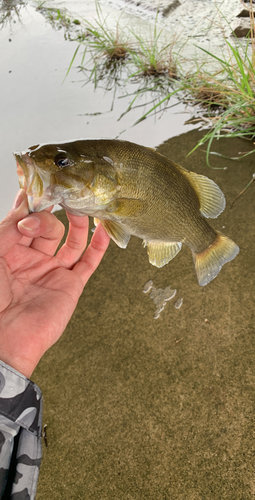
0, 190, 110, 378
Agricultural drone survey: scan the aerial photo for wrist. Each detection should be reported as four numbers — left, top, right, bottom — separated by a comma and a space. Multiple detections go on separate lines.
0, 352, 36, 379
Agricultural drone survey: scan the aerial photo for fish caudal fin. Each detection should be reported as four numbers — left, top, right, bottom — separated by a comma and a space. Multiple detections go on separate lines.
192, 232, 239, 286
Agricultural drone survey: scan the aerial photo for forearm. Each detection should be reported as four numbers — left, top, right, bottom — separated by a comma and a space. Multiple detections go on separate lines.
0, 361, 43, 499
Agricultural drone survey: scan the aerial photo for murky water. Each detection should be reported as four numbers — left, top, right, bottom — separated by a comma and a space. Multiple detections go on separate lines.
0, 0, 196, 220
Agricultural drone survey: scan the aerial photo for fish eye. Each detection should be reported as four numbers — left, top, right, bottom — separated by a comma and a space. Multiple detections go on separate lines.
54, 155, 70, 168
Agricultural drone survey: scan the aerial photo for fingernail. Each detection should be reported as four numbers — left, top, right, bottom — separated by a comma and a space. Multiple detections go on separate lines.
12, 189, 25, 209
18, 216, 40, 232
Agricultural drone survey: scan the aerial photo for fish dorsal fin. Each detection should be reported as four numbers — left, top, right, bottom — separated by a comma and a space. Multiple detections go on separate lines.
180, 167, 226, 219
145, 241, 182, 268
99, 219, 130, 249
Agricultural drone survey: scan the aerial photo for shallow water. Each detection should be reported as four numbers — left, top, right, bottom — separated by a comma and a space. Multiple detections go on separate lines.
33, 129, 255, 500
0, 0, 195, 219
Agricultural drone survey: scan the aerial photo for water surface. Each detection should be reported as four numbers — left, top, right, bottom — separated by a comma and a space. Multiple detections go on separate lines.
0, 0, 195, 219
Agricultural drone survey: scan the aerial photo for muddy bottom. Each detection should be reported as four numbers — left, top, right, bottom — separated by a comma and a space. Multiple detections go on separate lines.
34, 128, 255, 500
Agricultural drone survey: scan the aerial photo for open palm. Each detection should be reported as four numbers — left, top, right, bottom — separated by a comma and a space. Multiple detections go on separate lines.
0, 190, 110, 378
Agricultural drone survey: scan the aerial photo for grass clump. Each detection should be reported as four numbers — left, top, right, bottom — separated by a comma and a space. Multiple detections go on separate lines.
169, 1, 255, 165
74, 1, 131, 66
68, 2, 178, 84
65, 0, 255, 165
128, 15, 178, 80
83, 20, 131, 62
186, 25, 255, 165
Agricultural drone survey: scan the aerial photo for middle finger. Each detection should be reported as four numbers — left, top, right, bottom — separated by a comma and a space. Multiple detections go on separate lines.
56, 212, 89, 268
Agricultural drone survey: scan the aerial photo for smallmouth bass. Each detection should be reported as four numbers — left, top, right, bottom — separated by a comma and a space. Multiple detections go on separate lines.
14, 139, 239, 286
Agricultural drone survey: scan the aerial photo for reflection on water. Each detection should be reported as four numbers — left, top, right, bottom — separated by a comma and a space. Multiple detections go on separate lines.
143, 280, 177, 319
35, 4, 82, 40
0, 0, 196, 220
0, 0, 26, 27
77, 50, 179, 128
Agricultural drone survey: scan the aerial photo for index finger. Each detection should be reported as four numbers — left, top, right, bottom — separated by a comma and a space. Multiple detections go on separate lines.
18, 210, 65, 256
0, 190, 29, 257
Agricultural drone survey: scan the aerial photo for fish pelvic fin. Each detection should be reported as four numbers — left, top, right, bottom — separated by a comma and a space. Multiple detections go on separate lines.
100, 219, 130, 249
145, 241, 182, 268
180, 167, 226, 219
192, 231, 239, 286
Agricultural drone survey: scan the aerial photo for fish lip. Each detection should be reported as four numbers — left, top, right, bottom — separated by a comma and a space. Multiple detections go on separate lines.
13, 151, 36, 188
14, 151, 60, 213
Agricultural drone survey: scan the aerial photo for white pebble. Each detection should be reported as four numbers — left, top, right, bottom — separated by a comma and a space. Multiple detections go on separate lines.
174, 298, 183, 309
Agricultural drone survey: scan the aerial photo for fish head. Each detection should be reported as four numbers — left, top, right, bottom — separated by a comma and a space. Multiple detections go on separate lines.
14, 141, 120, 215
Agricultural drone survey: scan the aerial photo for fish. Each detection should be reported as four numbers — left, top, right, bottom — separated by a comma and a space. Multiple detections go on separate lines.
14, 138, 239, 286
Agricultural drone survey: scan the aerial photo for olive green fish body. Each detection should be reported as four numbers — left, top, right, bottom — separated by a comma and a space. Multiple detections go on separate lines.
14, 139, 239, 286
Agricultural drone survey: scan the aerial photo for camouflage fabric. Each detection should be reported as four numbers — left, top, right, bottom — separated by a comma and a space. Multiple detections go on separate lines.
0, 360, 42, 499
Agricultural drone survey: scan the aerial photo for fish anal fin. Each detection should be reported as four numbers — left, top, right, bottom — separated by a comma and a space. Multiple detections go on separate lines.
146, 241, 182, 268
192, 231, 239, 286
180, 167, 226, 219
100, 219, 130, 248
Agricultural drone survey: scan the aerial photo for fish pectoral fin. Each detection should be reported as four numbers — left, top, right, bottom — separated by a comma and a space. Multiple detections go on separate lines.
106, 198, 144, 218
100, 220, 130, 249
179, 167, 226, 219
146, 241, 182, 268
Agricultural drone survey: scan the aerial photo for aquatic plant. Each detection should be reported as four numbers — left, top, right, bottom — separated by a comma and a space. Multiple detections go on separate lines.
127, 12, 178, 80
67, 2, 179, 83
73, 1, 131, 68
65, 2, 181, 125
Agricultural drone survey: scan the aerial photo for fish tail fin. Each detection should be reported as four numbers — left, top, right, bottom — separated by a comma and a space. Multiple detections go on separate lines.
192, 232, 239, 286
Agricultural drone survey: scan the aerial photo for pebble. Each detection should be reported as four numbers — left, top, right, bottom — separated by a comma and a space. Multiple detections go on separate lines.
174, 297, 183, 309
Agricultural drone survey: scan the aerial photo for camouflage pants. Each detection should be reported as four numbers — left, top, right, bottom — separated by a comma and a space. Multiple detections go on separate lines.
0, 361, 42, 499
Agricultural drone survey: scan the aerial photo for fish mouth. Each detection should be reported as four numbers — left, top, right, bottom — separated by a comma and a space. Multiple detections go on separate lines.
14, 151, 62, 212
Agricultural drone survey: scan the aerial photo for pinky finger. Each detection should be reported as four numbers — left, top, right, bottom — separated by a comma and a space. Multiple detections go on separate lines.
72, 223, 110, 285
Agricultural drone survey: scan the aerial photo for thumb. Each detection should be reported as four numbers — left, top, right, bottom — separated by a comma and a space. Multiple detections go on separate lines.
0, 190, 29, 257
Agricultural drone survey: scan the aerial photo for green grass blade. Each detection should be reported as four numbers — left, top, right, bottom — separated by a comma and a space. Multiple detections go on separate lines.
63, 44, 80, 82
